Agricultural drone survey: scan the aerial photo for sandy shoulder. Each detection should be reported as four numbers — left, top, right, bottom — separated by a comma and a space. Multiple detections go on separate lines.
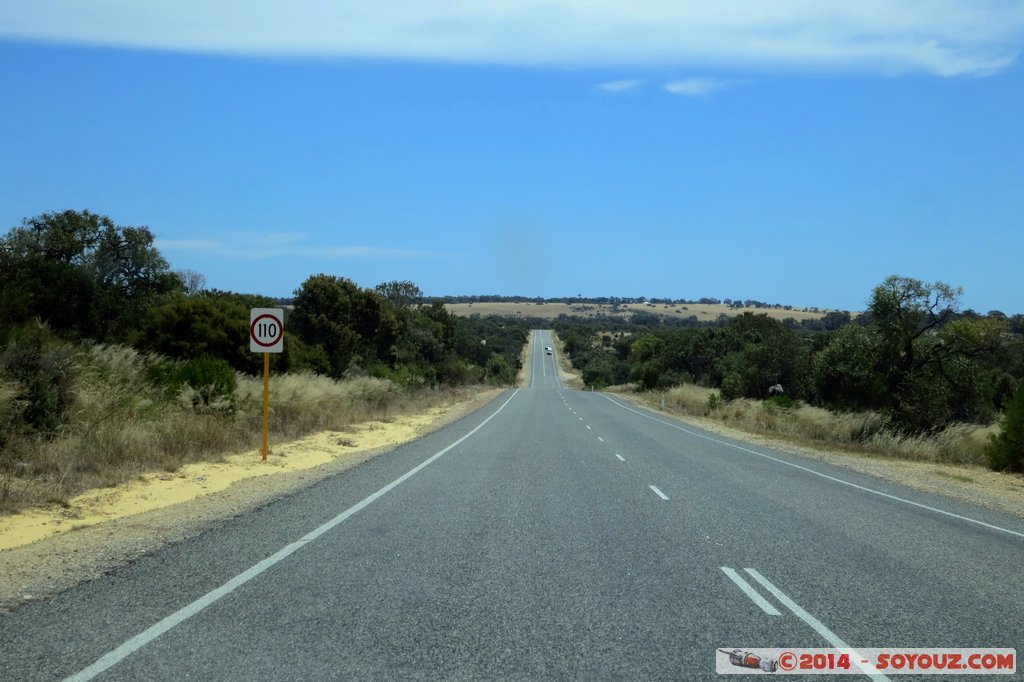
549, 331, 583, 389
516, 330, 534, 387
0, 388, 503, 612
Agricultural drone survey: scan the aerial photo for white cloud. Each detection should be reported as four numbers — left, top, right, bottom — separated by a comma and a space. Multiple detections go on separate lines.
157, 239, 221, 251
157, 235, 442, 260
2, 1, 1023, 77
664, 77, 732, 96
597, 79, 643, 92
261, 232, 306, 244
314, 246, 443, 259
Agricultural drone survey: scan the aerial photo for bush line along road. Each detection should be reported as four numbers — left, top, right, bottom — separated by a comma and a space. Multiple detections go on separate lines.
1, 331, 1022, 679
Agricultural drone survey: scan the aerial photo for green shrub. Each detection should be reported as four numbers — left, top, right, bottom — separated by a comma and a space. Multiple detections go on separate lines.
437, 356, 474, 386
366, 361, 432, 388
0, 375, 21, 450
0, 324, 76, 436
764, 395, 800, 411
987, 388, 1024, 472
149, 357, 237, 411
720, 372, 743, 401
485, 353, 515, 385
281, 335, 330, 374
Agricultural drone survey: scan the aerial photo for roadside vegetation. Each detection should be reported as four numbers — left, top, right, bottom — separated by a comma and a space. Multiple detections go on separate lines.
0, 210, 527, 512
618, 382, 997, 466
2, 209, 1021, 512
552, 277, 1023, 472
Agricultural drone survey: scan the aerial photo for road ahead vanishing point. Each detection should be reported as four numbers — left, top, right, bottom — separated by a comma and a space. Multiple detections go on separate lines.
2, 330, 1022, 680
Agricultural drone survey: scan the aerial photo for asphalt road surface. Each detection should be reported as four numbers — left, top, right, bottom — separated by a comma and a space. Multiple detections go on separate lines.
2, 330, 1022, 680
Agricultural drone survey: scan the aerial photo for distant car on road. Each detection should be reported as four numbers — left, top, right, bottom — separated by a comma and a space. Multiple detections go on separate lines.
545, 346, 553, 355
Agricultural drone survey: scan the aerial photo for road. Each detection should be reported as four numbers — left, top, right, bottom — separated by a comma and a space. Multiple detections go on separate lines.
2, 329, 1022, 680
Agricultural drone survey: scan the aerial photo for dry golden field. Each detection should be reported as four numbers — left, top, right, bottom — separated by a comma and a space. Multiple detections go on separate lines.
445, 301, 841, 321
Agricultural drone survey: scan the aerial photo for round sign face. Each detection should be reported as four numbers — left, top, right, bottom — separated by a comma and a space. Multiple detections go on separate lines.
250, 313, 283, 348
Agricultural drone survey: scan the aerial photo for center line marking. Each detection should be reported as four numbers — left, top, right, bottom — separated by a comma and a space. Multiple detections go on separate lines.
586, 425, 591, 430
615, 454, 625, 462
744, 568, 891, 681
597, 436, 604, 442
720, 567, 780, 616
649, 485, 669, 500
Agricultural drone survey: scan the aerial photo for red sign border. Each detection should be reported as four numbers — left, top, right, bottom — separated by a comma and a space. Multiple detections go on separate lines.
250, 313, 284, 348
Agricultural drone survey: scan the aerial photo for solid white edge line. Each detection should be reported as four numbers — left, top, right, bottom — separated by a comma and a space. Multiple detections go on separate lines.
744, 569, 891, 682
615, 454, 626, 462
534, 330, 545, 388
719, 567, 781, 616
601, 395, 1024, 540
546, 329, 563, 390
649, 485, 669, 500
64, 389, 522, 682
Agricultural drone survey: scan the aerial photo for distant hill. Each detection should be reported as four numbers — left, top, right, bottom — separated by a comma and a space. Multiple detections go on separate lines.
444, 301, 839, 322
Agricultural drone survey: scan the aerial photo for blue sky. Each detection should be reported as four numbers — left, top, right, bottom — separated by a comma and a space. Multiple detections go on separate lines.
1, 2, 1022, 313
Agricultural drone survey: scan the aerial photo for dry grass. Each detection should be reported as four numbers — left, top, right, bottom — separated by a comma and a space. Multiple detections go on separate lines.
446, 301, 839, 322
629, 383, 996, 467
0, 344, 482, 513
237, 373, 404, 438
515, 334, 533, 388
550, 332, 585, 390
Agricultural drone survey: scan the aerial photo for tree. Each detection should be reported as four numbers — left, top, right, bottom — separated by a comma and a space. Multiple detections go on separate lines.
0, 210, 182, 340
628, 333, 665, 389
629, 310, 661, 327
136, 295, 254, 372
820, 310, 852, 331
290, 275, 398, 377
374, 280, 423, 309
485, 353, 515, 385
400, 302, 455, 365
868, 275, 1004, 430
987, 388, 1024, 471
811, 325, 887, 410
713, 313, 808, 399
177, 269, 207, 296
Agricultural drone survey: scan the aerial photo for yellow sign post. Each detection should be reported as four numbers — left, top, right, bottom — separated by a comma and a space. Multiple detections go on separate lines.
250, 308, 284, 462
261, 351, 270, 461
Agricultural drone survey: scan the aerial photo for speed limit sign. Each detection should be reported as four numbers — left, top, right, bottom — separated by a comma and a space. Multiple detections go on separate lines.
250, 308, 284, 353
250, 308, 284, 461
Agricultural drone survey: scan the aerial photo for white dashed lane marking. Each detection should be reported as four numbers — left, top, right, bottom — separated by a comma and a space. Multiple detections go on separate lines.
649, 485, 669, 500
